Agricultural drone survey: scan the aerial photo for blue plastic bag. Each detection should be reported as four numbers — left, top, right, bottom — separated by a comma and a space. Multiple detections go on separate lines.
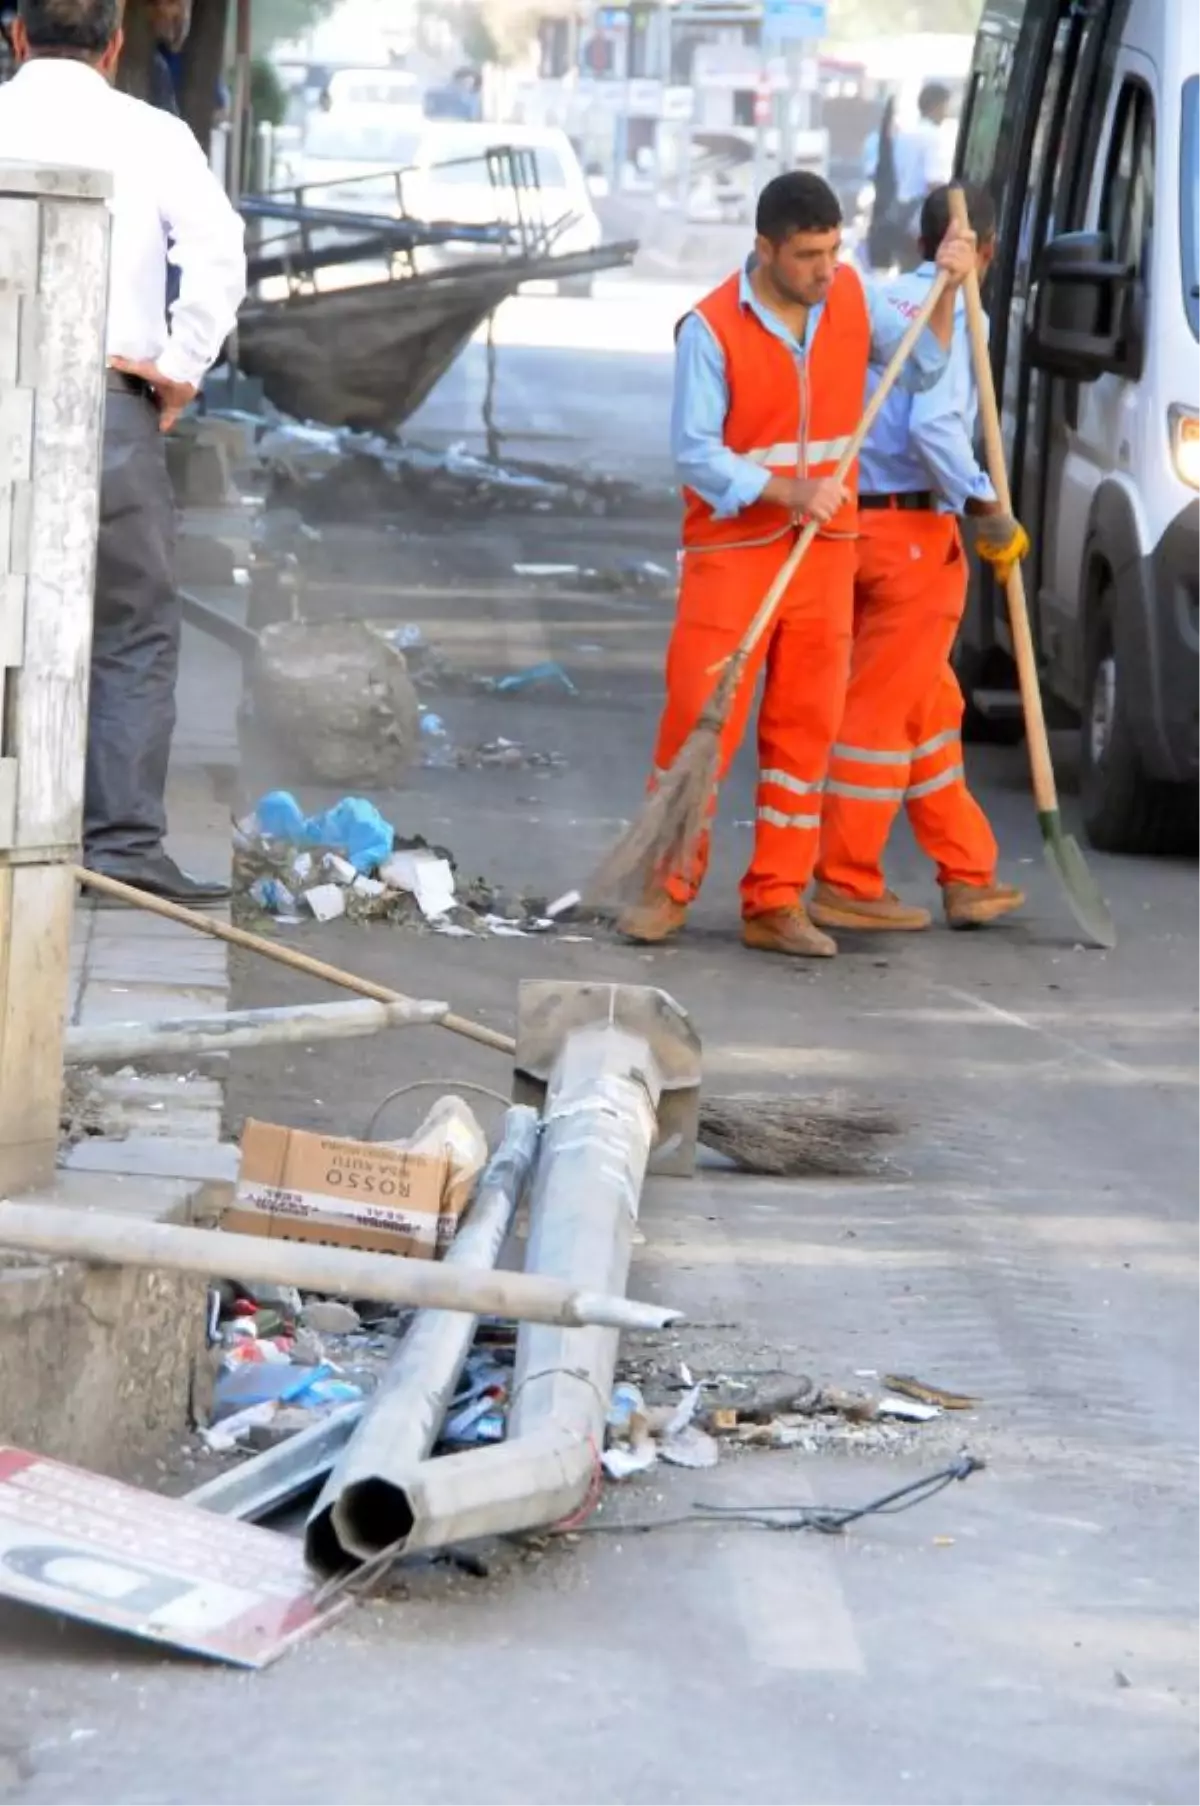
251, 790, 394, 873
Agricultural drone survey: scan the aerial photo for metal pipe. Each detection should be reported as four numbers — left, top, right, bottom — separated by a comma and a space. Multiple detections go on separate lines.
0, 1203, 682, 1333
64, 997, 447, 1065
306, 1106, 539, 1571
185, 1400, 364, 1522
304, 994, 676, 1573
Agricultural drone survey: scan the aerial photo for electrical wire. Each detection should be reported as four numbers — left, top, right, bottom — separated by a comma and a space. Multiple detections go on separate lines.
363, 1077, 512, 1142
564, 1453, 984, 1538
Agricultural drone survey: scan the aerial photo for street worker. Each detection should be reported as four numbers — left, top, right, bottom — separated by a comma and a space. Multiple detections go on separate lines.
620, 170, 978, 958
0, 0, 246, 904
813, 183, 1029, 933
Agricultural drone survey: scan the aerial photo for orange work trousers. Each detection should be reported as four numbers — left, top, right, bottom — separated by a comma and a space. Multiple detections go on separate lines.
652, 533, 856, 917
817, 508, 997, 899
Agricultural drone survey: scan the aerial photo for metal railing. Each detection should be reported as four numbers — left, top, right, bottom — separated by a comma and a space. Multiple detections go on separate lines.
242, 143, 582, 296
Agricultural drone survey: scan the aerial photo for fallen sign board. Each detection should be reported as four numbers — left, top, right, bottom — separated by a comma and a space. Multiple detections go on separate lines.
0, 1447, 348, 1668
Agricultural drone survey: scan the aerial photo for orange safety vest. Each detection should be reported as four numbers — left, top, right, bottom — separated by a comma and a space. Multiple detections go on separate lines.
680, 264, 871, 549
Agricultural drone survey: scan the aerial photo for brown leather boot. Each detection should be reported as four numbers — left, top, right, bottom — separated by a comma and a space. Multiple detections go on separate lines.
742, 904, 837, 959
618, 895, 688, 944
943, 880, 1026, 928
809, 882, 931, 932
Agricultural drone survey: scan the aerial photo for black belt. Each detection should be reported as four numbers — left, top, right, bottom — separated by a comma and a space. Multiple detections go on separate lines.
860, 490, 937, 512
106, 369, 155, 400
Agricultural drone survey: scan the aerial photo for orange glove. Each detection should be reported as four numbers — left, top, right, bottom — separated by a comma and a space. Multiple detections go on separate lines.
974, 514, 1031, 585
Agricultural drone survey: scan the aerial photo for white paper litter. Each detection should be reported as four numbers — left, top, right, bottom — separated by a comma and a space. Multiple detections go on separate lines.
877, 1394, 942, 1422
379, 850, 456, 920
199, 1401, 276, 1453
304, 883, 347, 922
351, 874, 386, 897
322, 853, 357, 884
659, 1424, 720, 1469
601, 1444, 658, 1480
482, 915, 528, 938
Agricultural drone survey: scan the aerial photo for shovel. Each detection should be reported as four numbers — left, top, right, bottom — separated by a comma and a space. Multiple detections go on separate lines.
949, 190, 1117, 951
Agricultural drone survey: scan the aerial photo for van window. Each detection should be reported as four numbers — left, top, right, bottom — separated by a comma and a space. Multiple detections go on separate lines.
958, 24, 1021, 186
1101, 81, 1155, 279
1182, 77, 1199, 340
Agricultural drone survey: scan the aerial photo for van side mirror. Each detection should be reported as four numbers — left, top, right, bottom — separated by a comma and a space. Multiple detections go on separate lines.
1028, 230, 1143, 381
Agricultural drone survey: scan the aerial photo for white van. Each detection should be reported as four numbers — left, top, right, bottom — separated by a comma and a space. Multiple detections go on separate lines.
955, 0, 1198, 853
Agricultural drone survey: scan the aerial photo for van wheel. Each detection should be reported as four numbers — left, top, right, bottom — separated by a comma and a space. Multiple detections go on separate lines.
1080, 584, 1198, 855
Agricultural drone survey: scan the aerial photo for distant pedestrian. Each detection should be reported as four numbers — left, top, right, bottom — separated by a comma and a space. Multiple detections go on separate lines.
888, 82, 954, 267
0, 0, 246, 903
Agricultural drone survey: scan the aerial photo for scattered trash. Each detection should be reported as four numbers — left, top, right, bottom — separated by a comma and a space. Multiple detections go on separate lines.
304, 883, 347, 923
418, 711, 456, 769
249, 876, 295, 915
250, 792, 395, 873
877, 1395, 942, 1423
379, 849, 456, 920
300, 1300, 361, 1336
882, 1374, 979, 1411
494, 661, 578, 697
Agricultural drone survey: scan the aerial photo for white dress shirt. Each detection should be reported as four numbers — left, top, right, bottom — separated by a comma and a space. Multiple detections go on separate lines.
0, 58, 246, 388
892, 116, 953, 207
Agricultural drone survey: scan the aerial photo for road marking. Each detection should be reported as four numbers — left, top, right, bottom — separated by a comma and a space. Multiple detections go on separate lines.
716, 1467, 866, 1675
937, 985, 1145, 1079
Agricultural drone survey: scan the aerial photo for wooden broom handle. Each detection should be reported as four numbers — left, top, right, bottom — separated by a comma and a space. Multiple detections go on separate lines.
948, 187, 1059, 815
731, 267, 951, 668
74, 866, 518, 1056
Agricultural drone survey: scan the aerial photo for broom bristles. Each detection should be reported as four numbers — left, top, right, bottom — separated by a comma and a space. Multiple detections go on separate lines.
698, 1093, 900, 1178
581, 717, 722, 912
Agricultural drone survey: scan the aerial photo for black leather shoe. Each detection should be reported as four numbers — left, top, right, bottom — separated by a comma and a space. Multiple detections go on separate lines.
87, 850, 231, 906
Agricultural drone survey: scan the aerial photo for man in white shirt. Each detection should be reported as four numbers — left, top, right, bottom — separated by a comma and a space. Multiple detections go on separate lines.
0, 0, 246, 902
889, 83, 953, 270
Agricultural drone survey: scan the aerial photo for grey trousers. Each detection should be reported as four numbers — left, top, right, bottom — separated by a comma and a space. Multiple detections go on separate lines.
83, 390, 180, 866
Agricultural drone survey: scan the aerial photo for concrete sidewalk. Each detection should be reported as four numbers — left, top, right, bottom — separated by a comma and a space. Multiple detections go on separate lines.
0, 609, 246, 1476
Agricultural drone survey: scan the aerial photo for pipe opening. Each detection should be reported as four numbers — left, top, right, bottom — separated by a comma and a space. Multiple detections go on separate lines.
339, 1477, 416, 1559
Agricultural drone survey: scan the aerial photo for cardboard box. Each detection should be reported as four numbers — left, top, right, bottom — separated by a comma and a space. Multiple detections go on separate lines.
223, 1120, 463, 1258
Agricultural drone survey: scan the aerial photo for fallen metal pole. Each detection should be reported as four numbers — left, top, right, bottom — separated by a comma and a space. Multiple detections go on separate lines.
306, 1105, 539, 1569
303, 982, 697, 1573
0, 1203, 682, 1333
64, 997, 448, 1066
185, 1400, 365, 1522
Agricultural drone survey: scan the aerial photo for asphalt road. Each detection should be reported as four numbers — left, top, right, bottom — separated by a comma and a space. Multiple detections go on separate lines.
4, 274, 1197, 1806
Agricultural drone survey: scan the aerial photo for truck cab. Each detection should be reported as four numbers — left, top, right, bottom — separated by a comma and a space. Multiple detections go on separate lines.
956, 0, 1198, 853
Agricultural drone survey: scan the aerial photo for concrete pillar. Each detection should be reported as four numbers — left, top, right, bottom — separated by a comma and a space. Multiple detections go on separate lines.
0, 164, 110, 1195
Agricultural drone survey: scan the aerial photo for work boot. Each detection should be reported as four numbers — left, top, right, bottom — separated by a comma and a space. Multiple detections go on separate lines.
742, 904, 837, 959
809, 882, 931, 932
618, 895, 688, 944
942, 880, 1026, 929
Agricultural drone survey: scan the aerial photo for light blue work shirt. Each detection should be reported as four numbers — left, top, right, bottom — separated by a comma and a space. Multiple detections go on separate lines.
672, 260, 950, 519
858, 262, 996, 513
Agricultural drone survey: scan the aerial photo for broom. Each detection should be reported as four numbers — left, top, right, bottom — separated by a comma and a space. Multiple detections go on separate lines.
581, 267, 953, 914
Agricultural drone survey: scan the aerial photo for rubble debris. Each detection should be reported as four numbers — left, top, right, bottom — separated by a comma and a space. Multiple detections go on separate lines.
882, 1373, 979, 1411
303, 882, 346, 923
301, 1300, 362, 1336
493, 661, 578, 697
234, 796, 561, 940
379, 849, 456, 921
252, 619, 420, 786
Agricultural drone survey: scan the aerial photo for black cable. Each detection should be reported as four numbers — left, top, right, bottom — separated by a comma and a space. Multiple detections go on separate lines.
571, 1453, 984, 1538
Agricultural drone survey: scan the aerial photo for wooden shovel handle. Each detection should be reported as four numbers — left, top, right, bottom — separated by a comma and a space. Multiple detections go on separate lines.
74, 866, 517, 1056
732, 267, 951, 670
948, 187, 1059, 816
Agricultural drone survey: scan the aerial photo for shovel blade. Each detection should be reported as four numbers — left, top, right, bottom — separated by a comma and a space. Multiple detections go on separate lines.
1039, 811, 1117, 949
